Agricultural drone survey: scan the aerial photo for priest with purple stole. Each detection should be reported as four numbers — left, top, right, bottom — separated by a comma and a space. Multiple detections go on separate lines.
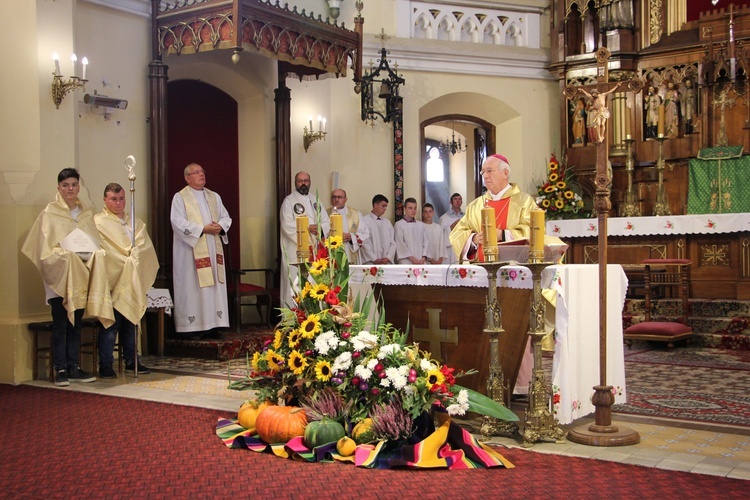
170, 163, 232, 337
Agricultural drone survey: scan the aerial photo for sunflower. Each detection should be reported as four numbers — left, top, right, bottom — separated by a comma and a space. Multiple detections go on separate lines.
288, 350, 309, 375
299, 313, 322, 339
314, 360, 333, 381
544, 185, 555, 193
272, 329, 283, 350
309, 283, 330, 301
548, 161, 559, 171
556, 181, 567, 189
555, 199, 565, 209
564, 190, 575, 200
251, 351, 262, 371
309, 258, 328, 276
541, 198, 551, 208
265, 349, 285, 372
326, 235, 343, 250
549, 172, 559, 182
288, 329, 302, 347
425, 369, 446, 390
300, 281, 312, 299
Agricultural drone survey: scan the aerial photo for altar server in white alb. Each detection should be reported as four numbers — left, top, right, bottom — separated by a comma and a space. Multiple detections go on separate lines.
422, 203, 448, 265
279, 171, 330, 307
439, 193, 464, 264
170, 163, 232, 336
359, 194, 396, 265
327, 188, 368, 265
394, 197, 430, 265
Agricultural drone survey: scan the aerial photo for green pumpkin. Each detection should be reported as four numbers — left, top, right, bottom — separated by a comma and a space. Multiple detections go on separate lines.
303, 418, 346, 449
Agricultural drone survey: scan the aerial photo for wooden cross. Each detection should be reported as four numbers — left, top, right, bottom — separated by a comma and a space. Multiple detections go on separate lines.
412, 308, 458, 363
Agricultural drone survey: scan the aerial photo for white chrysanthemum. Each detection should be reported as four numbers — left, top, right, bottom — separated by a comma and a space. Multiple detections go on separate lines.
332, 352, 352, 372
379, 378, 391, 387
385, 366, 407, 390
398, 365, 410, 377
377, 343, 403, 359
446, 403, 468, 416
403, 386, 415, 396
366, 358, 378, 370
456, 389, 469, 405
420, 358, 436, 371
354, 364, 372, 380
314, 330, 336, 355
350, 331, 378, 352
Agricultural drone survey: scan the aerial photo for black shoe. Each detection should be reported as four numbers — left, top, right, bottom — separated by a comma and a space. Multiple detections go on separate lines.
54, 369, 70, 387
99, 365, 117, 379
511, 394, 529, 403
125, 362, 150, 374
68, 367, 96, 383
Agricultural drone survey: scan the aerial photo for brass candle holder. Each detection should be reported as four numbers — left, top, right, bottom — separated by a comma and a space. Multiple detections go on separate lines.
522, 261, 566, 447
476, 260, 519, 439
653, 135, 671, 216
619, 137, 641, 217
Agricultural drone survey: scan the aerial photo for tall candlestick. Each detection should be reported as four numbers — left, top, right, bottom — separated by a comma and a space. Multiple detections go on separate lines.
296, 215, 309, 260
481, 206, 498, 262
657, 104, 665, 137
624, 103, 631, 139
530, 209, 545, 261
330, 213, 343, 238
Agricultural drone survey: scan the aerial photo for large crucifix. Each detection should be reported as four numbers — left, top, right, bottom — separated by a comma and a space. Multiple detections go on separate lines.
562, 47, 644, 446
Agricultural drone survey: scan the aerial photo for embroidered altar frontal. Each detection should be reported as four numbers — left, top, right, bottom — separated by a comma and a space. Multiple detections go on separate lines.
688, 147, 750, 214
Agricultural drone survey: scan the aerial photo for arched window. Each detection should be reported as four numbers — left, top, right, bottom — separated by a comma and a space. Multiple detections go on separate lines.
426, 146, 445, 182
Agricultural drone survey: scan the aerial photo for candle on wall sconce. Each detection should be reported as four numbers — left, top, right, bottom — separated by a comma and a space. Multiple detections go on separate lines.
51, 51, 88, 109
303, 114, 328, 152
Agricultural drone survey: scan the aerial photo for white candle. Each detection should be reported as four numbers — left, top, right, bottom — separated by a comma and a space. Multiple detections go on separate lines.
71, 53, 77, 78
308, 116, 313, 131
81, 57, 88, 80
52, 53, 61, 76
322, 117, 327, 133
317, 115, 322, 131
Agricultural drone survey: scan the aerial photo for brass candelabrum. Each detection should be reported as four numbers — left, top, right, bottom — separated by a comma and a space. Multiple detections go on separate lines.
619, 137, 641, 217
521, 261, 566, 447
476, 257, 519, 439
653, 135, 671, 216
51, 73, 87, 109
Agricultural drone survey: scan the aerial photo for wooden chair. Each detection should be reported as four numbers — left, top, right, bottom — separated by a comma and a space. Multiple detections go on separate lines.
231, 268, 277, 330
29, 318, 107, 380
624, 259, 693, 349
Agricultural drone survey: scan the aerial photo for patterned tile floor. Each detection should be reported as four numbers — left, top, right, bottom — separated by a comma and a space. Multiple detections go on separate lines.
23, 354, 750, 480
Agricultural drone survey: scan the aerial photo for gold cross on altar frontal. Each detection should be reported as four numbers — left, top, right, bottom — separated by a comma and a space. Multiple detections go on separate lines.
412, 309, 458, 363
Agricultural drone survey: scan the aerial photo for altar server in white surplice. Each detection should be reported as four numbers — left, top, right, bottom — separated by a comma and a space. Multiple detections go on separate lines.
279, 171, 330, 307
327, 188, 368, 265
439, 193, 464, 264
394, 197, 430, 265
422, 203, 448, 265
359, 194, 396, 265
170, 163, 232, 336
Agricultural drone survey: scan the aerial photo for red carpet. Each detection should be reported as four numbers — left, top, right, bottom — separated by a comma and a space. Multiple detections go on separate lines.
1, 384, 747, 498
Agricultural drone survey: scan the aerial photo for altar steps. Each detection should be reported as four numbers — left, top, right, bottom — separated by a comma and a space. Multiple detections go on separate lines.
622, 298, 750, 350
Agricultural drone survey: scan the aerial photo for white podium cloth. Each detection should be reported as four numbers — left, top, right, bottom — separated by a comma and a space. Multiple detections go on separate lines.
146, 288, 173, 315
349, 264, 628, 424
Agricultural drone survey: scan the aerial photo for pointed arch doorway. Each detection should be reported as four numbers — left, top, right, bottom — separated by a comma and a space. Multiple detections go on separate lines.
420, 115, 495, 216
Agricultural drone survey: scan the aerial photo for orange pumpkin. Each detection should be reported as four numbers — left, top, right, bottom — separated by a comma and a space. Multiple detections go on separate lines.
237, 401, 272, 431
255, 406, 308, 444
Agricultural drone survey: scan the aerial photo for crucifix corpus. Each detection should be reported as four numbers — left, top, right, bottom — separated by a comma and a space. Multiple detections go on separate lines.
562, 47, 643, 447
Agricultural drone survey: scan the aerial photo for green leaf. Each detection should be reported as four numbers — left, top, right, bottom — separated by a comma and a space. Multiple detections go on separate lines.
453, 384, 519, 421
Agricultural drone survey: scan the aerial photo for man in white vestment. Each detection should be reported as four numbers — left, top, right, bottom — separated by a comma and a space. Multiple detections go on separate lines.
422, 203, 447, 265
394, 197, 429, 265
439, 193, 464, 264
327, 188, 368, 265
95, 183, 159, 378
358, 194, 396, 265
170, 163, 232, 338
22, 168, 113, 386
279, 171, 330, 307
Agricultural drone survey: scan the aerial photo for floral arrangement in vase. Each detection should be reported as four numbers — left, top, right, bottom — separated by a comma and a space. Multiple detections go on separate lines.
535, 154, 591, 220
229, 231, 517, 446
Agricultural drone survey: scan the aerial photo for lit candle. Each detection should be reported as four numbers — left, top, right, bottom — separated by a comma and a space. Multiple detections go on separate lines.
330, 213, 343, 238
52, 53, 61, 76
81, 57, 88, 81
296, 215, 309, 259
657, 103, 665, 137
530, 209, 545, 260
322, 117, 327, 133
626, 134, 632, 140
480, 206, 497, 261
71, 53, 77, 78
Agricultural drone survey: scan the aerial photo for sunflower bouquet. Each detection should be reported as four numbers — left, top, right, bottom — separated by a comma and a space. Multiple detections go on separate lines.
535, 154, 589, 220
229, 230, 516, 442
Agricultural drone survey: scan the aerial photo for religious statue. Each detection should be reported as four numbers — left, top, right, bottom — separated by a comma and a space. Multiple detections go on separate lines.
579, 84, 622, 143
571, 97, 587, 146
683, 79, 697, 135
644, 86, 662, 139
664, 82, 681, 138
598, 0, 635, 31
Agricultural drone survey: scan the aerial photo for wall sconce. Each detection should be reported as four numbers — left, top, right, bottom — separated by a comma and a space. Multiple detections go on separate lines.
326, 0, 343, 19
52, 52, 88, 109
303, 115, 327, 152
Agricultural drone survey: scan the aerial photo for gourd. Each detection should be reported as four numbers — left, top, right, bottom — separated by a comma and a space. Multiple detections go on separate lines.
237, 401, 272, 431
255, 406, 308, 444
351, 418, 375, 444
336, 437, 357, 457
303, 417, 346, 449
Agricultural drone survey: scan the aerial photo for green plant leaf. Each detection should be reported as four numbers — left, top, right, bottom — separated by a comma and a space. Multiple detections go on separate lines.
454, 384, 519, 421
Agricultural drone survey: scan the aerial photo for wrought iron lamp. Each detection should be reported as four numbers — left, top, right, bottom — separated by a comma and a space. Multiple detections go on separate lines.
355, 33, 405, 125
303, 115, 327, 152
441, 124, 468, 156
51, 52, 88, 109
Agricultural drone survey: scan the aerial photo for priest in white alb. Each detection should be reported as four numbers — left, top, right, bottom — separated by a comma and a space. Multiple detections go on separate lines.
170, 163, 232, 337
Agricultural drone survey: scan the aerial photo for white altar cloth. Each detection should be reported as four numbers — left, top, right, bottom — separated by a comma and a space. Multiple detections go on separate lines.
546, 212, 750, 239
349, 264, 628, 424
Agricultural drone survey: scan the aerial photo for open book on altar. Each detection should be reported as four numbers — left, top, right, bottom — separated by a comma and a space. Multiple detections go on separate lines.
494, 238, 569, 264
